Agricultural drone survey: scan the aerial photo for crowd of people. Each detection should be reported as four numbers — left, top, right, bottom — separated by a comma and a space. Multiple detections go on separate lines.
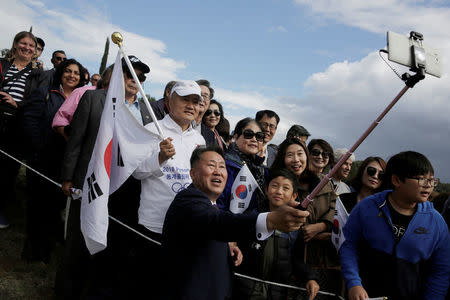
1, 30, 449, 300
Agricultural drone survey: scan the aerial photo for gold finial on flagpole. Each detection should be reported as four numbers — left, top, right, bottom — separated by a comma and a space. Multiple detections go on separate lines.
111, 32, 123, 47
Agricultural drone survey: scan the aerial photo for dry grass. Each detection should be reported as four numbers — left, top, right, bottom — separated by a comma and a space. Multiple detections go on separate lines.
0, 167, 60, 300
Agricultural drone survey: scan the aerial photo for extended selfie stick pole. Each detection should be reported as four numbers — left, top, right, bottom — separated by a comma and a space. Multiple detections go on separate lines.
111, 32, 166, 140
300, 68, 425, 209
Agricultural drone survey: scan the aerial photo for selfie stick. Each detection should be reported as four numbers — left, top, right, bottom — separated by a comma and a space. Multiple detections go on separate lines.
300, 67, 425, 209
111, 32, 165, 140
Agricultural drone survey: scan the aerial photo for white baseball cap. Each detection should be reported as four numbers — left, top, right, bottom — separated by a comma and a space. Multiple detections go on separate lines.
170, 80, 203, 102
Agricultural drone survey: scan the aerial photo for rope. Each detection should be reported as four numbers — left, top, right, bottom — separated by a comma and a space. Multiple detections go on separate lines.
0, 147, 345, 299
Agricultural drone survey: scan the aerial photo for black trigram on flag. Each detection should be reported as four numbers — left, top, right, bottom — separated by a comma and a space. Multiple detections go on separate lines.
87, 172, 103, 203
248, 185, 252, 193
117, 144, 124, 167
112, 97, 117, 117
238, 202, 245, 209
240, 176, 247, 182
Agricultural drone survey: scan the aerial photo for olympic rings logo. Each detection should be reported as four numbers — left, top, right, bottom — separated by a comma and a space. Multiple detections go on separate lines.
171, 182, 190, 193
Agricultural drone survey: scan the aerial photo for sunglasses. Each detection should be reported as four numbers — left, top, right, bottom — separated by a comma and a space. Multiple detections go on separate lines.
205, 109, 220, 117
310, 149, 331, 158
366, 166, 384, 179
125, 69, 146, 82
55, 56, 66, 61
242, 129, 265, 142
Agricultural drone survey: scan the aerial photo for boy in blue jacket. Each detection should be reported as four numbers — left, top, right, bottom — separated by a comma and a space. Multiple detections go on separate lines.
340, 151, 450, 300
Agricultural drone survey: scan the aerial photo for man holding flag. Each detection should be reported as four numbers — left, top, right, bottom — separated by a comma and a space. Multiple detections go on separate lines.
56, 54, 152, 299
127, 80, 205, 296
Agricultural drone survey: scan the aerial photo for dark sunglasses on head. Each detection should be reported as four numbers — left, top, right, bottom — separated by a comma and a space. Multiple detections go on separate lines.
125, 68, 146, 82
242, 129, 265, 142
310, 149, 331, 158
205, 109, 220, 117
366, 166, 384, 179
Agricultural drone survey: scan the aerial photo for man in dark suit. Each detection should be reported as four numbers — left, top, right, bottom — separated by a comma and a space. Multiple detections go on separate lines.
56, 56, 152, 299
161, 146, 309, 300
194, 79, 217, 146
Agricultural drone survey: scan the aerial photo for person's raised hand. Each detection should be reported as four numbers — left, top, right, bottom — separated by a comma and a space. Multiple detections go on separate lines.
158, 137, 175, 164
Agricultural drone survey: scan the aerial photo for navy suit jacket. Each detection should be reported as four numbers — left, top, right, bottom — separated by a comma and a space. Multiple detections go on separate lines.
161, 184, 259, 300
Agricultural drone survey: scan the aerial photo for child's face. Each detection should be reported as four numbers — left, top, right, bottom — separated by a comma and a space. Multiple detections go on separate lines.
266, 176, 297, 210
395, 172, 435, 203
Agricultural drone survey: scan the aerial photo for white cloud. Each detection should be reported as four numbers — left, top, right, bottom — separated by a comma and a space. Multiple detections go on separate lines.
1, 0, 185, 84
268, 25, 288, 33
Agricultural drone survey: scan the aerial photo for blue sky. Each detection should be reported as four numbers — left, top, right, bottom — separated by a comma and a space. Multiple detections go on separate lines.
3, 0, 450, 181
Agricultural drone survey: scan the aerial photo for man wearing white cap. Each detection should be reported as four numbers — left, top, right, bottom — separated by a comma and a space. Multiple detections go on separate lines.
127, 80, 206, 297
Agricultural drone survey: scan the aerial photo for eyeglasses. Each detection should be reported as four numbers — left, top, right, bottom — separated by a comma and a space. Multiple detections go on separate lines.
310, 149, 331, 158
241, 129, 265, 142
205, 109, 220, 117
201, 93, 210, 100
260, 122, 277, 130
55, 56, 66, 61
125, 69, 146, 82
366, 166, 384, 180
406, 177, 439, 187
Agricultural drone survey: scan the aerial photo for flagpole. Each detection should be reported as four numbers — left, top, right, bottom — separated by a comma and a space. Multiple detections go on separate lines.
111, 32, 165, 140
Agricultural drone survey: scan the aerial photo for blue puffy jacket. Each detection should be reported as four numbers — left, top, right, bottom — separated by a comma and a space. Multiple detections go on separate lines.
340, 190, 450, 300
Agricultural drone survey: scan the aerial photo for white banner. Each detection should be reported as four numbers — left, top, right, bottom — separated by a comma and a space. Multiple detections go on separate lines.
81, 51, 159, 255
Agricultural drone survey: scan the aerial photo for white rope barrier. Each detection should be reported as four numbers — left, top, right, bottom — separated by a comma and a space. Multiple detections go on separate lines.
0, 147, 346, 299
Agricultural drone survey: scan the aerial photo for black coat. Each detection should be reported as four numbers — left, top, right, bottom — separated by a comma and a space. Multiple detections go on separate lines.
161, 184, 259, 300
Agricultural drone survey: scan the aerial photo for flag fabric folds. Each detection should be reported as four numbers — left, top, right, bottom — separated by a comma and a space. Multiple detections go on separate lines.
81, 51, 159, 255
331, 196, 349, 252
229, 163, 260, 214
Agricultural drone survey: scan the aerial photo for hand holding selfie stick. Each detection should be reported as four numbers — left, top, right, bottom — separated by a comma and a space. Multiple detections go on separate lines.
300, 33, 428, 209
111, 32, 165, 140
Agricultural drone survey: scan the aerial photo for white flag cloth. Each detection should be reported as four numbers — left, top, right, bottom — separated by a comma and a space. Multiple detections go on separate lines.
81, 51, 159, 255
331, 196, 349, 252
229, 164, 260, 214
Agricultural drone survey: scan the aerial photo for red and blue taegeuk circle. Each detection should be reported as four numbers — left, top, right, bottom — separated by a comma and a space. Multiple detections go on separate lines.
235, 185, 248, 199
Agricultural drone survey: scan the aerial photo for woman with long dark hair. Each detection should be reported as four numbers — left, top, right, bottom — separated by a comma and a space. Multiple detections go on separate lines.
307, 139, 335, 175
22, 58, 87, 262
202, 99, 225, 150
271, 138, 340, 296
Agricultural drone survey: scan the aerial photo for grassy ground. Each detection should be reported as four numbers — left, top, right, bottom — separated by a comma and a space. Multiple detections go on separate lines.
0, 167, 59, 300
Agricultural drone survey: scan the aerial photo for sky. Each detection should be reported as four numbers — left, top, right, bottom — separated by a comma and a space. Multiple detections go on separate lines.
2, 0, 450, 181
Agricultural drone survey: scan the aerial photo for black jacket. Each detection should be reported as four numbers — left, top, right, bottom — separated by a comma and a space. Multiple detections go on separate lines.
161, 184, 259, 300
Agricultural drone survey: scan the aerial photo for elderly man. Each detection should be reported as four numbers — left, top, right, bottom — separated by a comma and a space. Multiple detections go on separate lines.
331, 148, 355, 195
255, 110, 280, 167
128, 80, 206, 297
193, 79, 217, 146
160, 146, 309, 300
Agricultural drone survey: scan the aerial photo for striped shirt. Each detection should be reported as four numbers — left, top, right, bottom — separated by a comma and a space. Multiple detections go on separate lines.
2, 64, 32, 102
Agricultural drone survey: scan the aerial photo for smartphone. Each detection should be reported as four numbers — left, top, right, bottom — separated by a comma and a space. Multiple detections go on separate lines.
387, 31, 442, 78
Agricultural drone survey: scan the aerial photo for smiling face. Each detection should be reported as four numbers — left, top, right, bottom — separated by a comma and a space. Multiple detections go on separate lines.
235, 122, 264, 156
197, 85, 211, 122
169, 92, 200, 131
204, 103, 221, 129
361, 161, 384, 191
190, 151, 227, 201
335, 158, 353, 181
61, 64, 81, 92
14, 36, 36, 62
259, 114, 278, 144
284, 144, 307, 177
309, 145, 330, 173
266, 176, 298, 211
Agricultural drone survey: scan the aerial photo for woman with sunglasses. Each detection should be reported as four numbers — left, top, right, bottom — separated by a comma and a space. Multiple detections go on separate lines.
22, 58, 87, 262
217, 117, 267, 212
202, 99, 225, 150
271, 138, 342, 296
340, 156, 386, 213
307, 139, 335, 175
